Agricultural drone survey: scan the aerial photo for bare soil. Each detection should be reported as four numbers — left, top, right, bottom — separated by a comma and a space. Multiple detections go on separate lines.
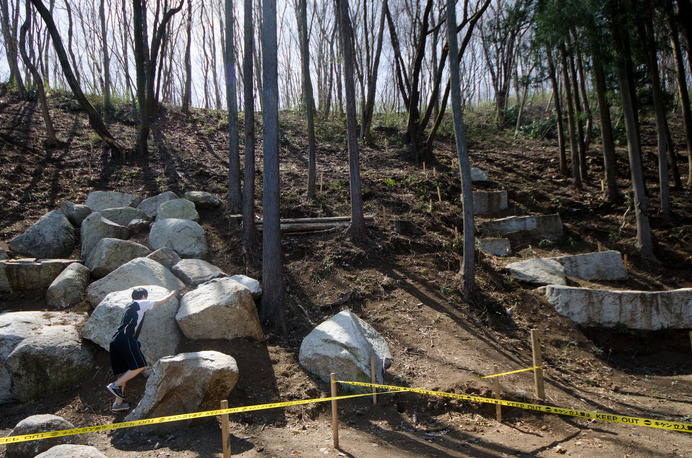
1, 91, 691, 457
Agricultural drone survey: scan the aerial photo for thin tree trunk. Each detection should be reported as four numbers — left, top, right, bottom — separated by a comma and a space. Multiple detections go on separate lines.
547, 50, 567, 177
592, 49, 619, 202
361, 0, 387, 144
226, 0, 241, 213
99, 0, 112, 113
576, 46, 593, 149
669, 13, 692, 188
242, 0, 258, 255
567, 41, 588, 181
1, 0, 26, 98
182, 0, 192, 113
560, 44, 581, 190
296, 0, 317, 200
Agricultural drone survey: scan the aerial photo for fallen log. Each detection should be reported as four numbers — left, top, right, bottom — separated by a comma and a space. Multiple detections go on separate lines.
254, 215, 375, 233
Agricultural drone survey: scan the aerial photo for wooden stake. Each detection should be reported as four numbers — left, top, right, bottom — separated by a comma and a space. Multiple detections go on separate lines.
370, 356, 377, 405
429, 199, 433, 211
433, 167, 437, 177
597, 241, 603, 252
624, 254, 629, 269
320, 172, 323, 192
382, 206, 387, 226
494, 365, 502, 422
454, 226, 459, 238
220, 400, 231, 458
423, 162, 426, 172
531, 330, 545, 401
437, 186, 442, 202
331, 373, 339, 449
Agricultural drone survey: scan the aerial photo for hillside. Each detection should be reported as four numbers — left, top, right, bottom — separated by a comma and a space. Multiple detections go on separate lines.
0, 91, 691, 457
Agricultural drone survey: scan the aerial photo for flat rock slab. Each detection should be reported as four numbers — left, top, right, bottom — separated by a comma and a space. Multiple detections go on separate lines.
477, 238, 511, 257
544, 285, 692, 330
481, 214, 563, 241
172, 259, 225, 286
1, 259, 77, 292
506, 258, 567, 286
551, 250, 627, 281
473, 191, 508, 215
86, 191, 141, 212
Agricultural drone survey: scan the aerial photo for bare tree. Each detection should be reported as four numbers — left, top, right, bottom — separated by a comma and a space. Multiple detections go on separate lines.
295, 0, 317, 200
181, 0, 192, 113
360, 0, 387, 144
225, 0, 241, 213
242, 0, 258, 255
0, 0, 26, 98
99, 0, 112, 113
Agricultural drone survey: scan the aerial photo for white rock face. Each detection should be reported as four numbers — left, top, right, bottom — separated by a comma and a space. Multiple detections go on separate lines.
229, 274, 263, 299
551, 250, 628, 281
9, 210, 76, 259
125, 351, 239, 422
1, 312, 93, 402
473, 191, 508, 215
85, 190, 141, 212
85, 238, 151, 278
176, 277, 264, 341
59, 200, 92, 227
46, 262, 91, 308
506, 258, 567, 286
156, 198, 199, 221
137, 191, 178, 219
82, 285, 182, 366
149, 218, 207, 258
172, 259, 225, 286
35, 444, 108, 458
86, 257, 184, 306
299, 309, 391, 385
100, 206, 151, 226
544, 285, 692, 330
477, 238, 512, 257
80, 212, 130, 261
481, 214, 563, 241
6, 414, 81, 458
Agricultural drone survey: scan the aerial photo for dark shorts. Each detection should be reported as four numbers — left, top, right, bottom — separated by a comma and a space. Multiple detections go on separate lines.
109, 334, 147, 375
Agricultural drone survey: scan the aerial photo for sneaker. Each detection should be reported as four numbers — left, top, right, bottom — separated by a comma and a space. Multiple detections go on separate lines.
111, 401, 130, 412
106, 383, 125, 400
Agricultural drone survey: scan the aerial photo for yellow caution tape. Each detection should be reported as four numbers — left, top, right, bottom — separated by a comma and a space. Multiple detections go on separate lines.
465, 366, 541, 382
337, 380, 692, 434
0, 391, 382, 445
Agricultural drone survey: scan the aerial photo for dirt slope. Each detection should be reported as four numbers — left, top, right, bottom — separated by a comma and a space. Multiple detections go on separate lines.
0, 92, 691, 457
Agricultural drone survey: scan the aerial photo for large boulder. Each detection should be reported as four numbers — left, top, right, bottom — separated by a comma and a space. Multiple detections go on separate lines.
80, 212, 130, 261
171, 259, 225, 286
544, 286, 692, 330
82, 285, 182, 366
59, 200, 92, 227
125, 351, 239, 422
551, 250, 628, 281
176, 277, 263, 341
156, 198, 199, 221
8, 210, 76, 259
35, 445, 108, 458
149, 218, 207, 258
86, 258, 184, 307
1, 312, 93, 402
137, 191, 178, 219
100, 206, 152, 227
1, 259, 77, 292
85, 190, 141, 212
481, 214, 563, 241
185, 191, 223, 209
46, 263, 91, 308
299, 309, 391, 385
6, 415, 81, 458
147, 247, 182, 269
85, 238, 151, 278
506, 258, 567, 286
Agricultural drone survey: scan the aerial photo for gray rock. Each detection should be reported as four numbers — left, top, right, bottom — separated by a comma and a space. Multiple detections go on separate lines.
137, 191, 178, 219
6, 415, 81, 458
125, 351, 238, 422
80, 212, 129, 261
9, 210, 76, 259
4, 314, 93, 402
506, 258, 567, 286
544, 286, 692, 330
147, 247, 182, 269
477, 238, 512, 257
59, 200, 92, 227
82, 285, 181, 366
100, 206, 151, 227
299, 309, 391, 385
229, 274, 263, 300
185, 191, 223, 209
85, 238, 151, 278
176, 277, 263, 341
481, 214, 563, 241
156, 198, 199, 221
86, 257, 184, 306
1, 259, 77, 292
85, 191, 141, 212
127, 218, 151, 234
172, 259, 225, 286
551, 250, 628, 281
35, 444, 108, 458
471, 168, 489, 182
46, 263, 90, 308
149, 218, 207, 258
473, 191, 508, 215
0, 247, 7, 260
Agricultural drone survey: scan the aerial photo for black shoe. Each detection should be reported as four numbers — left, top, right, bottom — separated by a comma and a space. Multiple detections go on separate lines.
106, 383, 125, 400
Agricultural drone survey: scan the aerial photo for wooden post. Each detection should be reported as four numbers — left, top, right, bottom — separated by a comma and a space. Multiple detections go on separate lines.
382, 206, 386, 226
437, 186, 442, 202
531, 330, 545, 401
320, 172, 323, 192
494, 365, 502, 422
454, 226, 459, 238
429, 199, 433, 211
220, 400, 231, 458
423, 162, 426, 173
601, 179, 605, 193
624, 254, 629, 269
433, 167, 437, 177
370, 356, 377, 405
597, 241, 603, 252
331, 373, 339, 449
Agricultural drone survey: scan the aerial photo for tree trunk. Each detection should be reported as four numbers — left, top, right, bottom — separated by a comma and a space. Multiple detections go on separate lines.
0, 0, 26, 98
260, 0, 286, 332
242, 0, 258, 255
361, 0, 387, 144
546, 50, 567, 176
668, 12, 692, 188
226, 0, 241, 213
559, 44, 581, 190
99, 0, 112, 113
19, 1, 57, 146
335, 0, 368, 242
182, 0, 192, 113
567, 42, 588, 181
29, 0, 122, 156
576, 46, 593, 149
591, 50, 619, 202
447, 0, 476, 300
297, 0, 317, 200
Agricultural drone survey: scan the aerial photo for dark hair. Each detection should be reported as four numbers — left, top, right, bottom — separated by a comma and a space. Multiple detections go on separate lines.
132, 288, 148, 300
